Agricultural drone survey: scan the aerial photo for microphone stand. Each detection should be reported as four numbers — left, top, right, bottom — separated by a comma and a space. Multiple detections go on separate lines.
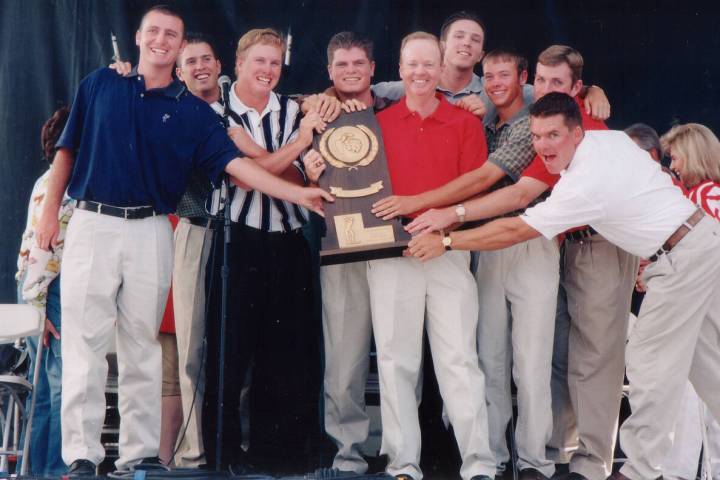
215, 93, 232, 472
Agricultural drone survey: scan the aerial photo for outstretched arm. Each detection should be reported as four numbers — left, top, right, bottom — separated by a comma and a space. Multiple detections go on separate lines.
406, 176, 550, 234
224, 156, 333, 216
407, 216, 540, 261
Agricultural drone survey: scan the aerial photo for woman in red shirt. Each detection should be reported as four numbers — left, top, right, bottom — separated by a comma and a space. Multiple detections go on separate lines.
662, 123, 720, 220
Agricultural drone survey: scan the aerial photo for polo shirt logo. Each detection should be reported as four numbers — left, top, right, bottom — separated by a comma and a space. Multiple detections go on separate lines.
162, 113, 171, 123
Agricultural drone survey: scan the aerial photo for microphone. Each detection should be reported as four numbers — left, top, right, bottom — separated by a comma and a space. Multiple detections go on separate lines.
218, 75, 232, 108
284, 26, 292, 67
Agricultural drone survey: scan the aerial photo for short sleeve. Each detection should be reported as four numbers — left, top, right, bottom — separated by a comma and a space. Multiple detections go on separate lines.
459, 115, 488, 173
487, 118, 535, 181
371, 81, 405, 102
56, 76, 91, 151
194, 118, 242, 188
521, 181, 604, 238
522, 84, 534, 107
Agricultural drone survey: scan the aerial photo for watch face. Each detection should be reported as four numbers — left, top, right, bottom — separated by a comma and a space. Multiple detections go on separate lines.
442, 235, 452, 247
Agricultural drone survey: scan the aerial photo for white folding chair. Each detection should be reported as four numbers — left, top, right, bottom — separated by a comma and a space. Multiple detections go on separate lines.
0, 304, 43, 475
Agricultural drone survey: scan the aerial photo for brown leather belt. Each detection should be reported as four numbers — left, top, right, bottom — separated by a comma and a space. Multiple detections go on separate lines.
649, 208, 704, 261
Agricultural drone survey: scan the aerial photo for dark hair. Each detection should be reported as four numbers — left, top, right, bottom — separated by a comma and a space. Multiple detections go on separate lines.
482, 49, 528, 75
41, 106, 70, 164
327, 31, 374, 64
439, 11, 486, 42
529, 92, 582, 129
140, 4, 185, 37
177, 32, 219, 66
625, 123, 662, 157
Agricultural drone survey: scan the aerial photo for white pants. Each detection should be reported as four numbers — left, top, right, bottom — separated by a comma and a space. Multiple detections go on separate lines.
172, 218, 213, 467
61, 209, 173, 470
321, 261, 373, 474
475, 236, 559, 476
620, 217, 720, 480
664, 382, 720, 480
367, 252, 495, 480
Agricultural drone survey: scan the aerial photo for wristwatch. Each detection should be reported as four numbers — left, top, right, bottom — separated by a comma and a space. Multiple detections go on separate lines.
442, 232, 453, 251
455, 204, 466, 222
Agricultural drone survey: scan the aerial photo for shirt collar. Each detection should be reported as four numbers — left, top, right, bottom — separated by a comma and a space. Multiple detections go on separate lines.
437, 72, 484, 97
127, 66, 185, 99
484, 100, 530, 130
230, 82, 281, 117
397, 93, 453, 123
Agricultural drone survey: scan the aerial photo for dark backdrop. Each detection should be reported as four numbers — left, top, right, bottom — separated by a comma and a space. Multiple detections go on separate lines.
2, 0, 719, 302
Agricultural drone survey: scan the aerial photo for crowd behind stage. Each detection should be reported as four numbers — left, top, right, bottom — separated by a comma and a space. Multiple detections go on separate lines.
8, 4, 720, 480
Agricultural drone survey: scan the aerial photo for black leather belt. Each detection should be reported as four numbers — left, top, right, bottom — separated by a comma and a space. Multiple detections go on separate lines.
565, 226, 597, 242
649, 208, 704, 262
77, 200, 156, 219
184, 216, 219, 229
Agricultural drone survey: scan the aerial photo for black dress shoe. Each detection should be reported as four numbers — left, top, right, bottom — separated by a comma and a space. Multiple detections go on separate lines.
134, 456, 170, 471
68, 459, 96, 477
520, 468, 550, 480
471, 476, 493, 480
229, 462, 258, 476
606, 473, 632, 480
556, 473, 589, 480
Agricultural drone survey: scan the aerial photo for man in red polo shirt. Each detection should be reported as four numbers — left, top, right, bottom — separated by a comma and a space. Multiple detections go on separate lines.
368, 31, 494, 480
406, 46, 637, 480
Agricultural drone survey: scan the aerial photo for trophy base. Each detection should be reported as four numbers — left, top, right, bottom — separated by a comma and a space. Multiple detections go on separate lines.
319, 240, 409, 266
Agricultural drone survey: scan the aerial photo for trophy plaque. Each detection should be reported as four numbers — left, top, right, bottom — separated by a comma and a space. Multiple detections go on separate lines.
314, 108, 410, 265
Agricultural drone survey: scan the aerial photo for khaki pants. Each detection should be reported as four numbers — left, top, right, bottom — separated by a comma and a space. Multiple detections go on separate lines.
367, 252, 495, 480
171, 218, 213, 467
562, 234, 638, 480
61, 209, 172, 471
620, 217, 720, 480
321, 261, 373, 473
475, 236, 560, 477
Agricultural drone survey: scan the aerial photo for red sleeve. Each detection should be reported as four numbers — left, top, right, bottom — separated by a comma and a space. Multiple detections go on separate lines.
459, 114, 488, 174
576, 96, 609, 131
521, 155, 560, 187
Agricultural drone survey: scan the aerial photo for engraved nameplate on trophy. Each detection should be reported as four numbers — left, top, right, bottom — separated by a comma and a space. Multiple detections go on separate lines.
314, 108, 409, 265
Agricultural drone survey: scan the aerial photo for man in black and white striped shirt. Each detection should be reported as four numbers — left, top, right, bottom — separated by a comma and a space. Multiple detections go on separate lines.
202, 28, 325, 473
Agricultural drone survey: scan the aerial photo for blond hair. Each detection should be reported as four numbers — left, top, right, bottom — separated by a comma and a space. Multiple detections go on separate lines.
236, 28, 285, 62
400, 31, 441, 62
661, 123, 720, 187
537, 45, 584, 84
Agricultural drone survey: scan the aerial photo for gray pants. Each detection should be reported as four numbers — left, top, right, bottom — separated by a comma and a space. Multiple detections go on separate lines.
552, 234, 638, 480
172, 219, 214, 467
620, 216, 720, 480
321, 262, 372, 474
475, 236, 559, 477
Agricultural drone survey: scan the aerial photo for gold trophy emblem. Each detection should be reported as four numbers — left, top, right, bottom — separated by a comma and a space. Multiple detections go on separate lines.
319, 125, 383, 198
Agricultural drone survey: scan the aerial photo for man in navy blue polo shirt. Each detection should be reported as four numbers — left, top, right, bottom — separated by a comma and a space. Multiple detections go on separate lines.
35, 5, 331, 477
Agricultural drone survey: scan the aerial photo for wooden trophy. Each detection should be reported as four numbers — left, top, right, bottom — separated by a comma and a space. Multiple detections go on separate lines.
314, 108, 410, 265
